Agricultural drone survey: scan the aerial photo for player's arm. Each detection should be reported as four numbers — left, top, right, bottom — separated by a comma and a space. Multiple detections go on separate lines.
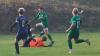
65, 23, 76, 33
79, 10, 84, 24
10, 22, 17, 31
10, 18, 18, 31
29, 13, 39, 24
78, 10, 84, 15
29, 17, 36, 24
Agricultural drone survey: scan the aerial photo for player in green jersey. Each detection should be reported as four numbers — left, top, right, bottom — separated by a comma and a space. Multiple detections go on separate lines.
31, 6, 54, 46
65, 8, 90, 54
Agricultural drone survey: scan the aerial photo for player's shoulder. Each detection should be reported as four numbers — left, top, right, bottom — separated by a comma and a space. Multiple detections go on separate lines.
72, 15, 80, 19
18, 15, 27, 19
20, 15, 27, 18
16, 16, 19, 18
16, 16, 20, 20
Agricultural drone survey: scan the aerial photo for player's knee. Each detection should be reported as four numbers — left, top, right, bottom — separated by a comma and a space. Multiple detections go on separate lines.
44, 29, 48, 34
45, 32, 48, 34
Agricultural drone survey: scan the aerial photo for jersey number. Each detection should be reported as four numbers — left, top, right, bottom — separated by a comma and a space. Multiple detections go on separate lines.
22, 20, 25, 27
77, 20, 80, 28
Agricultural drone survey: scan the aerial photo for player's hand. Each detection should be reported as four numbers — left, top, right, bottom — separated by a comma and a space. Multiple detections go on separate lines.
80, 10, 84, 14
65, 29, 69, 33
65, 30, 68, 36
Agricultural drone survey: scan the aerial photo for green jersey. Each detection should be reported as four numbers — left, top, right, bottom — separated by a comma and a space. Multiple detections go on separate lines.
34, 11, 48, 28
68, 15, 81, 37
71, 15, 80, 31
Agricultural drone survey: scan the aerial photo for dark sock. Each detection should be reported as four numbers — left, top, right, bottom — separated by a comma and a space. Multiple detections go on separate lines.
68, 40, 72, 49
75, 39, 85, 43
47, 34, 53, 42
40, 32, 44, 37
15, 42, 20, 54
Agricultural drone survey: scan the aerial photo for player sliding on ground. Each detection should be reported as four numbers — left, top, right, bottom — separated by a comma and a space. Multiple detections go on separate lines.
30, 6, 54, 46
65, 8, 91, 54
22, 36, 49, 47
10, 8, 30, 55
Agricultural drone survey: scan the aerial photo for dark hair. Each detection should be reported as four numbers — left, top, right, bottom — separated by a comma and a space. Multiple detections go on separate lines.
42, 36, 47, 41
74, 10, 78, 15
37, 6, 44, 10
19, 9, 24, 15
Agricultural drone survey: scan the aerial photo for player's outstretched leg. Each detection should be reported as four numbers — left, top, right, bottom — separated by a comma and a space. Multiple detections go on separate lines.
44, 28, 54, 46
48, 34, 55, 45
75, 39, 85, 43
75, 39, 91, 46
47, 34, 53, 42
75, 39, 90, 46
47, 34, 54, 46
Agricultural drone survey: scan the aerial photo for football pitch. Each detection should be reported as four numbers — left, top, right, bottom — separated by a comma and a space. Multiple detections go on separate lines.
0, 33, 100, 56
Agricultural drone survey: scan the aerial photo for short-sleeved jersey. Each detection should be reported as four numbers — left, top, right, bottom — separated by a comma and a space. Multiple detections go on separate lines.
34, 11, 48, 28
16, 15, 28, 32
70, 15, 81, 32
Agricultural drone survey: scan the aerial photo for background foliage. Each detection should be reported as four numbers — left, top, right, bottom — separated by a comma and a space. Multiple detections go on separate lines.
0, 0, 100, 33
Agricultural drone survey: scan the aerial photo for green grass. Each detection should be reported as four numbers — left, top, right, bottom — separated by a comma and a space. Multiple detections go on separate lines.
0, 33, 100, 56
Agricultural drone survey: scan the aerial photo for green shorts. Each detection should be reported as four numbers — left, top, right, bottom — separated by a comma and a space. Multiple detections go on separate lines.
68, 30, 79, 40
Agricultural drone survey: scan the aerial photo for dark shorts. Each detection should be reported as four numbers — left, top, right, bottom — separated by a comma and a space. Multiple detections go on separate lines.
16, 31, 28, 41
68, 31, 79, 40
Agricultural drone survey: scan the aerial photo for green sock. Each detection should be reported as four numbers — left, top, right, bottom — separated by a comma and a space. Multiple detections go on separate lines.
47, 34, 53, 42
75, 39, 85, 43
68, 40, 72, 49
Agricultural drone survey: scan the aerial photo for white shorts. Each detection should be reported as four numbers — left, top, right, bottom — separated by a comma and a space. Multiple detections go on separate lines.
36, 23, 49, 34
36, 22, 43, 27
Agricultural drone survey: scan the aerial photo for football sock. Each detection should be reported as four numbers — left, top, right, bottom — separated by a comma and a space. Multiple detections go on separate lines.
47, 34, 53, 42
15, 42, 20, 54
75, 39, 85, 43
68, 40, 72, 49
